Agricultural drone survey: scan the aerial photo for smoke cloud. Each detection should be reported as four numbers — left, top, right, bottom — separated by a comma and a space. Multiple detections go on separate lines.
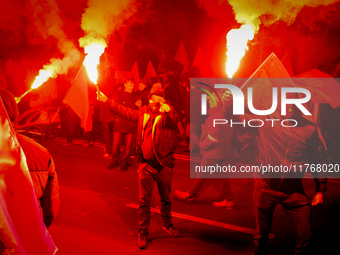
79, 0, 139, 48
26, 0, 81, 76
196, 0, 339, 33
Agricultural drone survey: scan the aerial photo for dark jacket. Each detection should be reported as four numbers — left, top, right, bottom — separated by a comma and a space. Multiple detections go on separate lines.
99, 101, 115, 123
200, 105, 235, 161
112, 90, 139, 133
248, 114, 327, 193
16, 133, 60, 228
106, 99, 179, 169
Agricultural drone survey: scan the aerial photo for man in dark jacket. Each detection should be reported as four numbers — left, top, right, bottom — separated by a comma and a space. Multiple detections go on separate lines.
0, 88, 60, 229
97, 89, 179, 249
108, 80, 140, 171
223, 90, 327, 255
16, 134, 60, 228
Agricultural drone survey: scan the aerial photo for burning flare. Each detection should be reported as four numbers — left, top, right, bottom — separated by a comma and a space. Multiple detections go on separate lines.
83, 42, 107, 85
16, 69, 53, 103
226, 24, 255, 78
32, 69, 53, 89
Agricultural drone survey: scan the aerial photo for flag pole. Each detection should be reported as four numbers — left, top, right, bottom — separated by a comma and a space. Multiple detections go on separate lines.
74, 65, 83, 82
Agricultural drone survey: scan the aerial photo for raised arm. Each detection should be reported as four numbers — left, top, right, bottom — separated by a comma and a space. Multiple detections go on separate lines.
161, 103, 178, 129
97, 90, 139, 122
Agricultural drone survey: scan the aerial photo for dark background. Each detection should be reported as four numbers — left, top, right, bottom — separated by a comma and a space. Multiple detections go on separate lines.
1, 0, 340, 96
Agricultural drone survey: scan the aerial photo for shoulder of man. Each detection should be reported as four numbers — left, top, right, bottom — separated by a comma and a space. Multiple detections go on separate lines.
16, 133, 50, 155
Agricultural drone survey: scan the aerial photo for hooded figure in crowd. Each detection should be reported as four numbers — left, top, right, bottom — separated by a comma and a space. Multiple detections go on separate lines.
0, 88, 60, 229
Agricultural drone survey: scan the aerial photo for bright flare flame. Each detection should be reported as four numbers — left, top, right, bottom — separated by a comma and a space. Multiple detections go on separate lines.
32, 69, 53, 89
226, 24, 255, 78
83, 43, 107, 84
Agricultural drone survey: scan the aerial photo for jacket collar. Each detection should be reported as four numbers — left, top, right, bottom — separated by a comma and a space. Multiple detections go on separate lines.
143, 108, 162, 130
143, 113, 150, 129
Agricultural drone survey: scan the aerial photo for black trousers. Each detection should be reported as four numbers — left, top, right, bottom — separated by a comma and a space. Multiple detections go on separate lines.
253, 179, 312, 255
101, 121, 114, 154
111, 132, 134, 165
138, 163, 173, 234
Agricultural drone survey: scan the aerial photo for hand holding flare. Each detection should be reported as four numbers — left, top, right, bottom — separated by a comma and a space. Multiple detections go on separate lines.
97, 91, 171, 113
97, 90, 108, 103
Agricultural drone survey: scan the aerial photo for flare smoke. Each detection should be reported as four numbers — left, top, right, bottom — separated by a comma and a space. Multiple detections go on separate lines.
26, 0, 81, 76
79, 0, 138, 48
196, 0, 339, 33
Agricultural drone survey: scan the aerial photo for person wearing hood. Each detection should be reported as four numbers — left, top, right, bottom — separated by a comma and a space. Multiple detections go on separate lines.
0, 88, 60, 229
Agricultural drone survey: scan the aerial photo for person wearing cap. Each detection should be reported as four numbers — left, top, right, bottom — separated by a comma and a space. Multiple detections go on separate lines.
0, 88, 60, 229
97, 89, 180, 249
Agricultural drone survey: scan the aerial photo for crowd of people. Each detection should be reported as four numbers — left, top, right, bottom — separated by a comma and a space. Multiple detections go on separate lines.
0, 68, 330, 253
59, 72, 190, 170
94, 75, 328, 253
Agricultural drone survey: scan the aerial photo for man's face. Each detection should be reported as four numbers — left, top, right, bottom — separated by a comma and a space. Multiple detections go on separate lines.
124, 81, 134, 93
285, 104, 296, 119
222, 90, 232, 108
139, 82, 146, 91
282, 93, 297, 119
207, 94, 217, 109
149, 95, 165, 113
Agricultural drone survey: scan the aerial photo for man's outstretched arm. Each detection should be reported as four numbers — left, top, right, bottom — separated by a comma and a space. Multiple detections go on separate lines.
97, 90, 139, 122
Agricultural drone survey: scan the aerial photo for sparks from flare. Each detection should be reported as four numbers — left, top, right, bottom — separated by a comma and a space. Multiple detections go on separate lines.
83, 43, 107, 85
226, 24, 255, 78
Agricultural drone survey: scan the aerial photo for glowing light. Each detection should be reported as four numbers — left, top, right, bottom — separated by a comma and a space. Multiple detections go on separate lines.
83, 43, 106, 84
32, 69, 53, 89
226, 24, 255, 78
16, 69, 54, 103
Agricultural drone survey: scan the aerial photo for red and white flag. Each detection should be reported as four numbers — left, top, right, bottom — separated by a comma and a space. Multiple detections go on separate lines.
174, 41, 190, 75
241, 53, 330, 149
190, 46, 211, 77
241, 52, 293, 117
281, 53, 294, 77
131, 61, 140, 85
144, 60, 158, 81
64, 65, 93, 132
294, 69, 340, 109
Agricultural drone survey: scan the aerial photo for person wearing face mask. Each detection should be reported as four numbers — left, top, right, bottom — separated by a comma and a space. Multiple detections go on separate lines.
97, 89, 180, 249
